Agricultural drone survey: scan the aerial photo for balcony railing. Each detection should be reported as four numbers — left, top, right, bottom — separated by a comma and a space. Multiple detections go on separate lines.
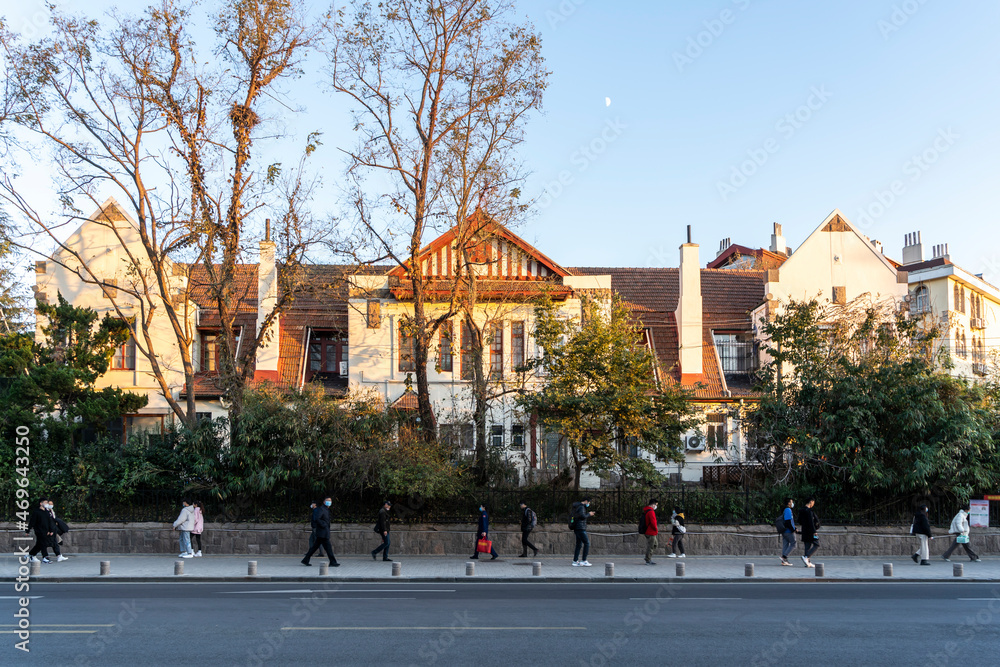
715, 338, 759, 374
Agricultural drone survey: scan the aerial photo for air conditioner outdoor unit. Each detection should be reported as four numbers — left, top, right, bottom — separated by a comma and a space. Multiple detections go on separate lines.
339, 361, 348, 376
685, 433, 706, 451
971, 318, 986, 330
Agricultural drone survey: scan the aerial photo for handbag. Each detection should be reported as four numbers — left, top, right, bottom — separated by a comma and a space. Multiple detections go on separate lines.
957, 535, 969, 544
476, 538, 493, 554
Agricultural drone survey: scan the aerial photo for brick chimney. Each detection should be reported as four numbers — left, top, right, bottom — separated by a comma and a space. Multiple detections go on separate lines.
675, 225, 703, 381
255, 219, 280, 381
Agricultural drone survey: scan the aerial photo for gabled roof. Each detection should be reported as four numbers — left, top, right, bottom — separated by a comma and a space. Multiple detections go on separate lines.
571, 267, 767, 399
707, 244, 788, 271
784, 208, 899, 275
387, 217, 571, 281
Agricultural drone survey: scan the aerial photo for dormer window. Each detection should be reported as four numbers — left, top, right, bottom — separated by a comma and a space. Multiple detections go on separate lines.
308, 331, 348, 380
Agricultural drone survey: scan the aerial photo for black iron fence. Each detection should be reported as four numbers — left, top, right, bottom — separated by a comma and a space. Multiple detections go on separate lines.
11, 486, 995, 527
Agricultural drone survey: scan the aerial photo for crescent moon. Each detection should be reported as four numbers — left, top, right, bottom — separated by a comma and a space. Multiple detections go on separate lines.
605, 97, 612, 107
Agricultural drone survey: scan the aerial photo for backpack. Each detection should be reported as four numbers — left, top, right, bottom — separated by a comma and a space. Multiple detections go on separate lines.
568, 516, 575, 530
774, 513, 787, 534
638, 510, 647, 535
525, 508, 537, 530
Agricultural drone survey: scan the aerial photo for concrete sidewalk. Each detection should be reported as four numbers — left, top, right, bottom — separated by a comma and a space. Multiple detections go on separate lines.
6, 553, 999, 583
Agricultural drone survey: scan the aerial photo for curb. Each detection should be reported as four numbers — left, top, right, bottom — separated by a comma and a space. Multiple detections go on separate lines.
19, 575, 1000, 584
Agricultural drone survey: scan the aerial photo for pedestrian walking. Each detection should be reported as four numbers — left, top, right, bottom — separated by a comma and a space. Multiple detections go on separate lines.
519, 501, 539, 558
668, 507, 686, 558
172, 500, 196, 558
570, 498, 595, 567
910, 504, 932, 566
371, 500, 393, 562
302, 497, 340, 567
470, 504, 499, 560
798, 498, 820, 567
26, 498, 54, 563
46, 500, 70, 562
640, 500, 658, 565
191, 501, 204, 557
942, 505, 981, 563
779, 497, 796, 566
306, 502, 328, 559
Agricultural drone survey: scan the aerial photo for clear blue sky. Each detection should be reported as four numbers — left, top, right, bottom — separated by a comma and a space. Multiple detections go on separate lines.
5, 1, 1000, 277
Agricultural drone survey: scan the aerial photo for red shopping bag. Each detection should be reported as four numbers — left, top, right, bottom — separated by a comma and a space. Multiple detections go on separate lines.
476, 538, 493, 554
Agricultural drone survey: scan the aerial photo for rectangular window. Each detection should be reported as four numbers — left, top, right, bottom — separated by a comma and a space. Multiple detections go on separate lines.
490, 424, 504, 448
707, 413, 728, 450
201, 333, 218, 372
438, 325, 453, 372
489, 324, 503, 379
714, 333, 757, 373
308, 332, 348, 380
511, 424, 525, 450
399, 328, 416, 373
511, 321, 525, 370
460, 321, 475, 381
367, 300, 381, 328
111, 335, 136, 370
196, 412, 212, 423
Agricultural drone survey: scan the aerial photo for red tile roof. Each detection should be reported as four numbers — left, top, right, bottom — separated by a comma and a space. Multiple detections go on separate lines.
706, 244, 788, 270
570, 267, 766, 399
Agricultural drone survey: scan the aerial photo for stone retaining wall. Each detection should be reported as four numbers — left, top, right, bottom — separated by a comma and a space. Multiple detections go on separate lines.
6, 522, 999, 557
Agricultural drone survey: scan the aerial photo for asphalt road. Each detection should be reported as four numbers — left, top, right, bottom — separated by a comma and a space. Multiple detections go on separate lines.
4, 581, 999, 666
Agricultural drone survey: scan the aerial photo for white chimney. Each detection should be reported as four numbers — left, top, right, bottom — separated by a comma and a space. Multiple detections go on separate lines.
931, 243, 950, 261
769, 223, 787, 255
255, 219, 280, 379
717, 237, 731, 258
902, 231, 924, 265
676, 225, 703, 380
870, 238, 883, 254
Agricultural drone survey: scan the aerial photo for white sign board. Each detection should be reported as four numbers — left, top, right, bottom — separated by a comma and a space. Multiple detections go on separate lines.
969, 500, 990, 528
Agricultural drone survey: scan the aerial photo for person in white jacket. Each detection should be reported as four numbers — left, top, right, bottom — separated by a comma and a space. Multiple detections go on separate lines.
941, 506, 981, 562
172, 501, 196, 558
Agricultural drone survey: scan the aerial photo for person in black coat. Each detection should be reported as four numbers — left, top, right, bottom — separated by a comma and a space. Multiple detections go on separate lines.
26, 499, 54, 562
911, 505, 933, 566
308, 502, 329, 559
470, 504, 499, 560
371, 500, 393, 562
519, 501, 538, 558
302, 497, 339, 566
798, 498, 820, 567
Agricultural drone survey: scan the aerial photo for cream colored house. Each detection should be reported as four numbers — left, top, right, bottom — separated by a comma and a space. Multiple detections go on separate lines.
899, 232, 999, 379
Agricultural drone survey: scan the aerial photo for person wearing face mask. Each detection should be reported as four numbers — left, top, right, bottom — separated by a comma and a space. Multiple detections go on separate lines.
46, 500, 70, 562
668, 507, 686, 559
172, 500, 196, 558
302, 497, 340, 567
942, 505, 981, 563
779, 498, 797, 566
470, 504, 499, 560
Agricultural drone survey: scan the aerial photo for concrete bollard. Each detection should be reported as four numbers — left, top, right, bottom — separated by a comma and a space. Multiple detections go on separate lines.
30, 561, 41, 576
953, 563, 964, 577
532, 561, 542, 577
100, 561, 110, 576
174, 560, 184, 576
883, 563, 893, 577
319, 562, 329, 576
247, 561, 257, 576
466, 562, 475, 577
745, 563, 754, 577
605, 563, 614, 577
814, 563, 825, 577
392, 562, 402, 577
676, 562, 685, 577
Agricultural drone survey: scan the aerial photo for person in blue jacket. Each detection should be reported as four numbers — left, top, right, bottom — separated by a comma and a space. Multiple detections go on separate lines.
470, 504, 499, 560
780, 497, 797, 566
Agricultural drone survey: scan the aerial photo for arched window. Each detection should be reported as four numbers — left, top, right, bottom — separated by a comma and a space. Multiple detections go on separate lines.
962, 331, 967, 358
956, 330, 962, 358
913, 285, 930, 313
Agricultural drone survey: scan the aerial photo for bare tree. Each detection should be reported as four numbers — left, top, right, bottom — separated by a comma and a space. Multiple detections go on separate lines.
330, 0, 547, 440
0, 0, 324, 426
